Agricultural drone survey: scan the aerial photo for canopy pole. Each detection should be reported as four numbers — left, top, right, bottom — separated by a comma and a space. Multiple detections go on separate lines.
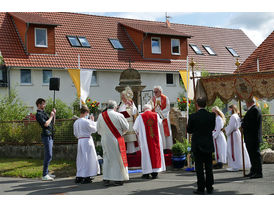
235, 59, 246, 177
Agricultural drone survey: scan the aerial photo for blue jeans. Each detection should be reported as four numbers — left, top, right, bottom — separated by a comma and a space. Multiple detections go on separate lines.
42, 135, 53, 176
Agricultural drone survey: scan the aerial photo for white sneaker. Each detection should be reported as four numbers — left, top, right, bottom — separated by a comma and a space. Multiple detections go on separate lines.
49, 174, 56, 178
42, 174, 54, 181
226, 168, 239, 172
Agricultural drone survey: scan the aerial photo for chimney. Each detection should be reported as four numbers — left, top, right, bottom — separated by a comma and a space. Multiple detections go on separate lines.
166, 19, 171, 28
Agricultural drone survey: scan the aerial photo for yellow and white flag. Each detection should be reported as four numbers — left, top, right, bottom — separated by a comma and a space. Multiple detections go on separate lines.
179, 70, 201, 100
67, 68, 93, 105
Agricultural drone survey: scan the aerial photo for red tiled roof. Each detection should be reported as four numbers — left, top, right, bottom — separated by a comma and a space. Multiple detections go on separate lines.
238, 30, 274, 73
120, 22, 191, 37
0, 12, 256, 73
8, 12, 58, 26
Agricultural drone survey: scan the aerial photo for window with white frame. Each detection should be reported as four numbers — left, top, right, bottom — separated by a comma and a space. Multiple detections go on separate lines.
43, 70, 52, 84
151, 37, 161, 54
35, 28, 48, 47
20, 69, 31, 84
90, 71, 98, 86
171, 39, 180, 55
166, 73, 174, 85
203, 45, 216, 55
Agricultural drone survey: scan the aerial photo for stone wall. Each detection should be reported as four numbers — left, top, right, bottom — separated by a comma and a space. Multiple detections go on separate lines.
0, 144, 77, 160
169, 107, 187, 142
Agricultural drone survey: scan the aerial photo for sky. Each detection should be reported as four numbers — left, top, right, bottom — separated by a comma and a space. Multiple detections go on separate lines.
2, 0, 274, 46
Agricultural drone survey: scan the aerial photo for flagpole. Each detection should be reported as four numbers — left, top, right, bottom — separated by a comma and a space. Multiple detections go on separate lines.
78, 54, 82, 109
235, 59, 246, 177
186, 56, 189, 142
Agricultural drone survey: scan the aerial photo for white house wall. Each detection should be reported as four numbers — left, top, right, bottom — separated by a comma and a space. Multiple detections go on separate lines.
5, 68, 185, 113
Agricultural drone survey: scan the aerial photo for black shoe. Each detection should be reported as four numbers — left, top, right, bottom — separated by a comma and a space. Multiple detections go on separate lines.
113, 181, 124, 186
81, 177, 92, 184
250, 174, 263, 179
207, 187, 214, 194
103, 180, 110, 186
193, 189, 205, 195
151, 172, 158, 179
75, 177, 82, 184
213, 162, 223, 169
141, 174, 150, 179
244, 172, 254, 177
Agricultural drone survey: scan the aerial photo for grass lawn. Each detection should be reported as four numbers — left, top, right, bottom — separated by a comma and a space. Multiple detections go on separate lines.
0, 158, 76, 178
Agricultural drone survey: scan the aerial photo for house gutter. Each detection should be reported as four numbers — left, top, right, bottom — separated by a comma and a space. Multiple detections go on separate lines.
24, 23, 30, 52
141, 32, 148, 57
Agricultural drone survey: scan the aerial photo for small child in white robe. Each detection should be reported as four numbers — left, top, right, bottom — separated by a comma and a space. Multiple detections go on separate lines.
73, 106, 100, 184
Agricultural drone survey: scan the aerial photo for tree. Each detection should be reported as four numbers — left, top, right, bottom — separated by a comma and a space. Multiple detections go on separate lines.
45, 98, 73, 119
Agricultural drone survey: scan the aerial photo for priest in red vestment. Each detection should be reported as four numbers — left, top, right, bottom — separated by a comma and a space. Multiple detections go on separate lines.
133, 104, 166, 179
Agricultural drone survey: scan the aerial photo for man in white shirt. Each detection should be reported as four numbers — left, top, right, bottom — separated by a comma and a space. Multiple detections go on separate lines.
73, 106, 100, 184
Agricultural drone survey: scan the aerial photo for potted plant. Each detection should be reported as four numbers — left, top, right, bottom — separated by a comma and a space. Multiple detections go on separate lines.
171, 139, 190, 168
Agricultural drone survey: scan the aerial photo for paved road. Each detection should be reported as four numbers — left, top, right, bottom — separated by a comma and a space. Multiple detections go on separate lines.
0, 164, 274, 195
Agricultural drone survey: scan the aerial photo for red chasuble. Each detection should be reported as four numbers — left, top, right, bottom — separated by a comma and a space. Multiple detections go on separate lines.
152, 94, 170, 137
141, 111, 162, 169
102, 111, 128, 167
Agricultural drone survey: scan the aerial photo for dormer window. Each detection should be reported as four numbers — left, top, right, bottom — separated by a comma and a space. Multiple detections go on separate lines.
203, 45, 216, 55
171, 39, 180, 55
226, 47, 239, 57
189, 44, 203, 55
35, 28, 48, 47
109, 39, 124, 49
151, 37, 161, 54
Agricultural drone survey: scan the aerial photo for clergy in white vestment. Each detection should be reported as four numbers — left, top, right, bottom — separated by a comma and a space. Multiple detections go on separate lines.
148, 86, 173, 151
225, 105, 251, 172
212, 106, 227, 169
118, 87, 139, 154
73, 106, 100, 184
97, 100, 129, 186
133, 104, 166, 179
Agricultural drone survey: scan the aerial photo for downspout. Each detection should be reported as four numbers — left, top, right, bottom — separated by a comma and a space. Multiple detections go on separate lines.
140, 33, 148, 58
25, 23, 30, 53
7, 66, 11, 98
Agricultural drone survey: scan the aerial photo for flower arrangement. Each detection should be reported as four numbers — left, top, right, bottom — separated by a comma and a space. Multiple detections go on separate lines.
86, 98, 100, 114
177, 97, 196, 114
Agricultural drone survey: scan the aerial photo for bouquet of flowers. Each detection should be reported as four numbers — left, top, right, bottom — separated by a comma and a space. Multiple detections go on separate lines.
177, 97, 196, 114
86, 98, 100, 114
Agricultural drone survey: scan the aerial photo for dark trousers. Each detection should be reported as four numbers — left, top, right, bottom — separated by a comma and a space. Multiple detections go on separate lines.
42, 135, 53, 176
193, 150, 214, 191
246, 142, 262, 175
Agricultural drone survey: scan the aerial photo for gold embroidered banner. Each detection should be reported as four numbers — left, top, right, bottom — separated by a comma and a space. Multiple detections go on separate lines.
198, 71, 274, 105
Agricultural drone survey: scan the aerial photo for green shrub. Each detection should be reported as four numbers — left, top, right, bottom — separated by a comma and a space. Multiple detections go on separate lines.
0, 89, 29, 121
260, 137, 272, 151
45, 98, 73, 119
172, 139, 190, 156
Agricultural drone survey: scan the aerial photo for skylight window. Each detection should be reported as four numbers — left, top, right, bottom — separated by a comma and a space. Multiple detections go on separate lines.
226, 47, 239, 57
109, 39, 124, 49
189, 44, 203, 55
78, 36, 91, 47
67, 36, 81, 47
203, 45, 216, 55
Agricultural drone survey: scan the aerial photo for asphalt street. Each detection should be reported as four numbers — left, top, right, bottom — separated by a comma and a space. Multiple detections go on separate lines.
0, 164, 273, 195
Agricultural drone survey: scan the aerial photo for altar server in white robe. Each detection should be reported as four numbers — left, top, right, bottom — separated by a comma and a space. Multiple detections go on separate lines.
97, 100, 129, 186
212, 106, 227, 169
118, 87, 139, 154
148, 86, 173, 151
133, 104, 166, 179
73, 106, 100, 184
225, 105, 251, 172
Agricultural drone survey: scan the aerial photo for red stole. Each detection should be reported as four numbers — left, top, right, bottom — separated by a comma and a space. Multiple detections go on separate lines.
102, 111, 128, 167
141, 111, 161, 169
152, 94, 170, 137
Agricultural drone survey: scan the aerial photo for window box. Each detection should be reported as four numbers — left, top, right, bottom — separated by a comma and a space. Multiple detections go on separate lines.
35, 28, 48, 48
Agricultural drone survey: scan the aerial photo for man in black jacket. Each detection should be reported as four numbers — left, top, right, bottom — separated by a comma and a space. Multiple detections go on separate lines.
187, 97, 216, 194
242, 98, 263, 178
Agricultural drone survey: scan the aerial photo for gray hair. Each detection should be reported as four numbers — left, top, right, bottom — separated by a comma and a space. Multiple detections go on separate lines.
153, 85, 163, 93
107, 100, 117, 109
143, 104, 152, 111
